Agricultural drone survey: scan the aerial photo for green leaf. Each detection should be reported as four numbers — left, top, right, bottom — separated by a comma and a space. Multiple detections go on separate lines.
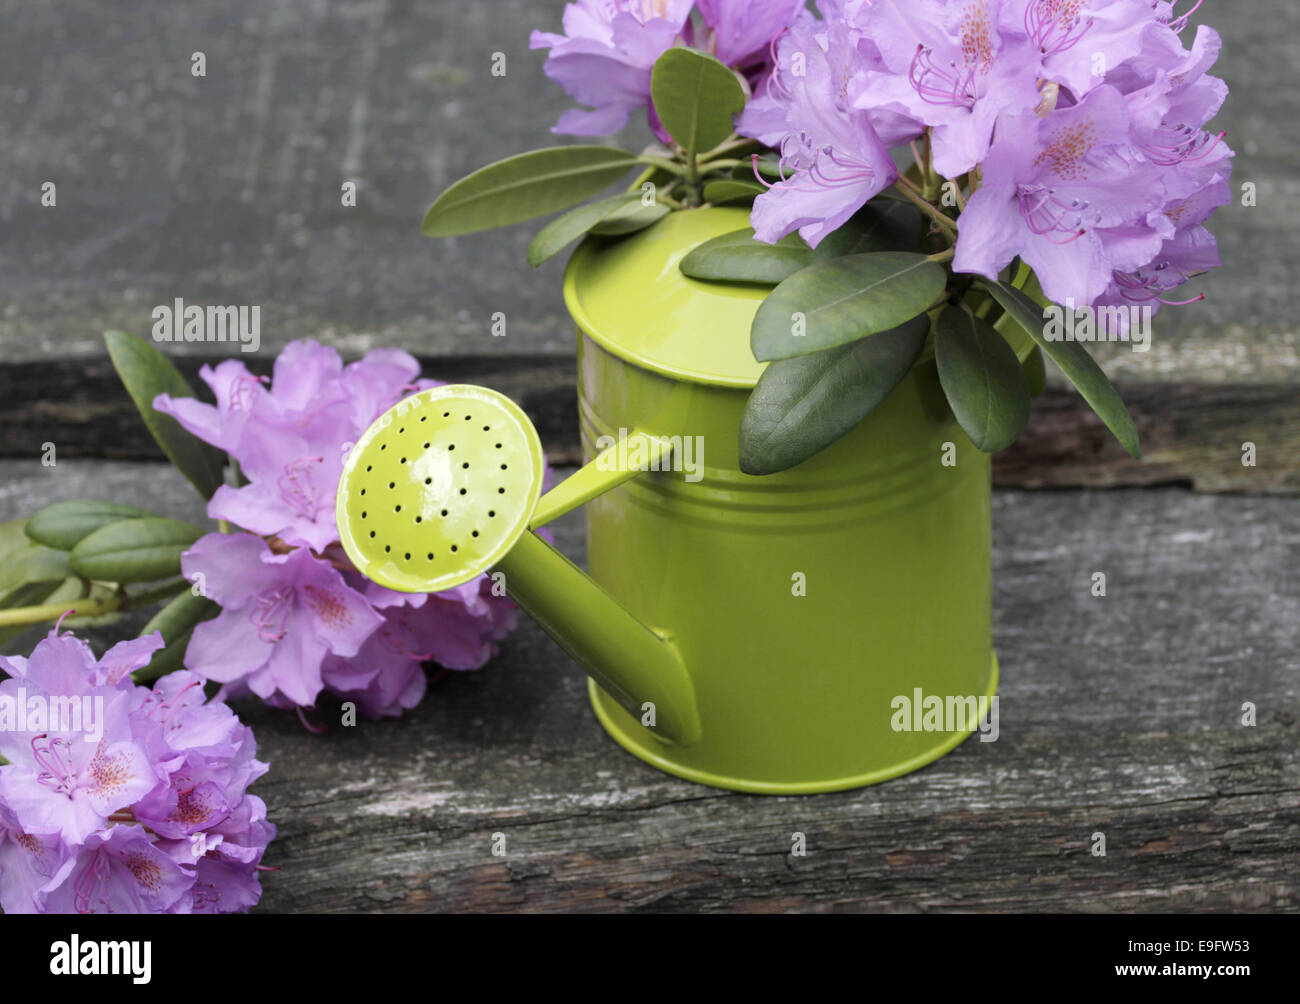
45, 580, 123, 629
588, 200, 670, 235
702, 179, 764, 204
421, 146, 640, 237
1023, 346, 1046, 397
650, 48, 746, 156
136, 589, 219, 681
680, 228, 812, 284
0, 519, 73, 594
934, 306, 1031, 453
740, 315, 930, 475
0, 518, 95, 648
982, 280, 1140, 458
680, 200, 925, 286
25, 499, 154, 551
0, 581, 68, 650
751, 252, 947, 361
527, 193, 641, 266
814, 200, 923, 258
133, 625, 196, 682
69, 517, 204, 583
104, 330, 226, 499
740, 157, 782, 181
141, 587, 217, 640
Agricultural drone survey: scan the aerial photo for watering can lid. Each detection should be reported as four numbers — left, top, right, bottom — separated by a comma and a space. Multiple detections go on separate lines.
563, 206, 769, 389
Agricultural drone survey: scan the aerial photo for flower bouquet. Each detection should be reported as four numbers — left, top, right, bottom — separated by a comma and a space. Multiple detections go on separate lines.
0, 333, 544, 911
425, 0, 1231, 471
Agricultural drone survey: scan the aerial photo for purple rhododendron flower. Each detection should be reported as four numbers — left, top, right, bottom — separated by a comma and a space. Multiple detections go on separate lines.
733, 0, 1229, 312
1002, 0, 1162, 100
530, 0, 694, 136
182, 532, 384, 709
696, 0, 804, 69
0, 628, 275, 914
0, 634, 158, 845
948, 5, 1231, 307
156, 341, 423, 554
952, 84, 1168, 304
520, 0, 1230, 313
38, 825, 193, 915
738, 13, 899, 247
853, 0, 1043, 179
0, 803, 67, 914
155, 338, 532, 719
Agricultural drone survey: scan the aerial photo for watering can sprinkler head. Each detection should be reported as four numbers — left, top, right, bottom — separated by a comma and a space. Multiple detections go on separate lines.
336, 385, 546, 594
336, 384, 702, 745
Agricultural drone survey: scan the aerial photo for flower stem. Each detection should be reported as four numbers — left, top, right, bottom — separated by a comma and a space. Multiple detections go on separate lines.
926, 248, 956, 264
0, 595, 118, 628
893, 179, 958, 237
0, 580, 188, 629
698, 136, 758, 163
920, 129, 941, 202
634, 155, 687, 176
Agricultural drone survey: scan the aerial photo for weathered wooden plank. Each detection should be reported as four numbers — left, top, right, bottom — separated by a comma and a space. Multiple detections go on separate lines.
0, 1, 1291, 370
0, 461, 1295, 912
995, 382, 1300, 494
3, 356, 1296, 491
0, 355, 584, 467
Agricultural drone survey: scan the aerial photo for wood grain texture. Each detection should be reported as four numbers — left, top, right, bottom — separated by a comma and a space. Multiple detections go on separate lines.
4, 356, 1297, 491
0, 461, 1294, 913
0, 1, 1292, 370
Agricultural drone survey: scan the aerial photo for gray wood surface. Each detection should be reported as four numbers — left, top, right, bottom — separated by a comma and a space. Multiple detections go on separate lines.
0, 460, 1295, 912
4, 356, 1295, 493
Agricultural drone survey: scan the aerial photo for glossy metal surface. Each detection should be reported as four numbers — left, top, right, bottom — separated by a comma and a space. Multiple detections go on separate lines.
566, 208, 998, 792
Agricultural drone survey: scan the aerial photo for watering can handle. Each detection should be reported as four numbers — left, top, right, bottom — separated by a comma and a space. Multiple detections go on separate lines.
529, 429, 673, 528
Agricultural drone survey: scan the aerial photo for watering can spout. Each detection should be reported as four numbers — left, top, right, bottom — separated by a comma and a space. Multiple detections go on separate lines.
494, 530, 700, 744
335, 384, 701, 746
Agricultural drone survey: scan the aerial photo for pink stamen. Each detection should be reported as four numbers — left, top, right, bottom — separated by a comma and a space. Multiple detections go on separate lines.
1167, 0, 1204, 32
296, 705, 325, 735
1018, 184, 1095, 238
763, 27, 793, 102
32, 734, 77, 796
73, 848, 111, 914
1115, 267, 1207, 307
1026, 0, 1094, 56
250, 585, 294, 643
277, 455, 324, 519
229, 373, 267, 413
1143, 126, 1226, 166
1158, 291, 1206, 306
909, 45, 975, 108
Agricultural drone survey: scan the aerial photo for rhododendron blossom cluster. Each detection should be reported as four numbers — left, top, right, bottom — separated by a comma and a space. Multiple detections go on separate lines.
0, 628, 273, 913
535, 0, 1230, 322
153, 340, 531, 720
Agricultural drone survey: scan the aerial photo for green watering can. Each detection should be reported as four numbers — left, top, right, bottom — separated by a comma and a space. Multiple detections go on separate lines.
336, 207, 1000, 794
